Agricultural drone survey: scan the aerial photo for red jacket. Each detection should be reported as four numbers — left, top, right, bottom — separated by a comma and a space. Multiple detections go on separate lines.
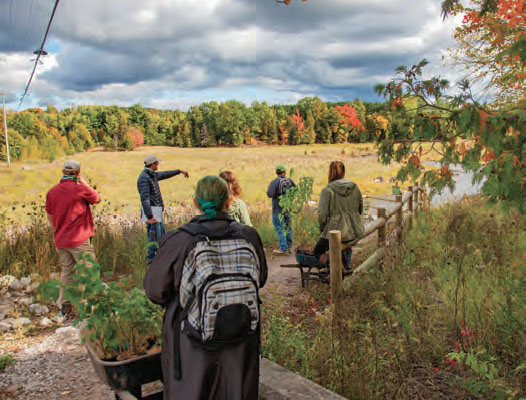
45, 179, 99, 248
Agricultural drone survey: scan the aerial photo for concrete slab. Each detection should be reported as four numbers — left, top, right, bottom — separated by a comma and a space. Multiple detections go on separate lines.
260, 358, 346, 400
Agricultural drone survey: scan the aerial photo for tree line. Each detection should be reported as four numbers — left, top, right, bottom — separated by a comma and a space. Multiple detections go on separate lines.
0, 98, 389, 162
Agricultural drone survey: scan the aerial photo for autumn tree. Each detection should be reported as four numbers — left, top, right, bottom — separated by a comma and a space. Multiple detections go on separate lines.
289, 110, 307, 144
375, 59, 526, 213
447, 0, 526, 102
333, 103, 362, 142
200, 124, 211, 147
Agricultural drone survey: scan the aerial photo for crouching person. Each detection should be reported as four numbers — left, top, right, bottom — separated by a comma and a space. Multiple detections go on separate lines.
144, 175, 268, 400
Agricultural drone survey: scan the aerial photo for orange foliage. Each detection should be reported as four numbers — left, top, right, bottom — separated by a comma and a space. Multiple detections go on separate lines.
411, 154, 421, 168
333, 104, 362, 131
482, 150, 495, 162
291, 109, 306, 137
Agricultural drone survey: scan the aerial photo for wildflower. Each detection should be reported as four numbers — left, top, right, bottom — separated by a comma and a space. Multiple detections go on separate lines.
445, 357, 450, 364
433, 367, 439, 373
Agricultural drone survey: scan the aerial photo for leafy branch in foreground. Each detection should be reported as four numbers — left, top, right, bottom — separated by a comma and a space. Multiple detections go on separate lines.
374, 61, 526, 213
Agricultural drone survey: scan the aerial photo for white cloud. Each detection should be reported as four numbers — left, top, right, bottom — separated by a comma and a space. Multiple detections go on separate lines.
0, 0, 463, 109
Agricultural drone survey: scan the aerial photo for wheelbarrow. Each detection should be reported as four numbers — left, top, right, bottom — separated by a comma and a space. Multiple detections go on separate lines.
81, 326, 164, 399
280, 249, 352, 288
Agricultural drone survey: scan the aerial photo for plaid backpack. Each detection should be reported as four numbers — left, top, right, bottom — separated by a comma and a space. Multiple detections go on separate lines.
177, 221, 260, 345
278, 177, 294, 196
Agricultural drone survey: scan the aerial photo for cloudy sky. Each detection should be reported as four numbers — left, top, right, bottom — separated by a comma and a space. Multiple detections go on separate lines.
0, 0, 460, 111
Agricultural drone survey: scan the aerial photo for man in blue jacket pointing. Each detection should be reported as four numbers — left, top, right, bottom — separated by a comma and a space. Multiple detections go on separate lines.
137, 155, 189, 261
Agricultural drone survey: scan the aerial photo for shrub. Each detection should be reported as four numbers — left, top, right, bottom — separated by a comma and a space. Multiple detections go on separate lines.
39, 255, 163, 360
0, 354, 15, 372
262, 198, 526, 399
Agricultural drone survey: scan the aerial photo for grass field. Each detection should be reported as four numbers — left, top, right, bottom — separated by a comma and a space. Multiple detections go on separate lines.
0, 144, 401, 219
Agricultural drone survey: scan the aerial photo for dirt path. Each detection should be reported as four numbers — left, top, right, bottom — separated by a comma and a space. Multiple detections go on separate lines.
261, 251, 303, 297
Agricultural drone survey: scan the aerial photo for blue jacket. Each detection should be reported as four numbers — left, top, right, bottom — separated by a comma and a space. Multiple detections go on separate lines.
266, 176, 296, 214
137, 168, 180, 219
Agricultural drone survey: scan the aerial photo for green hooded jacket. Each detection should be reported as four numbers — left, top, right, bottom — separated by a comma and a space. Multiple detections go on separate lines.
228, 198, 252, 227
318, 179, 365, 241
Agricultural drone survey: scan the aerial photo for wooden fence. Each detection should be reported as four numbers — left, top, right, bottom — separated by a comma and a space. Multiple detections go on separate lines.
329, 182, 427, 305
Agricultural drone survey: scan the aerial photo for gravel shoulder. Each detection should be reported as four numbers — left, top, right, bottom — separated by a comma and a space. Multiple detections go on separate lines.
0, 325, 114, 400
0, 241, 373, 399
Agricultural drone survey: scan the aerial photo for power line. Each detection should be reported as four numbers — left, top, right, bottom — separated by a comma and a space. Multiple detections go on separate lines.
1, 93, 11, 168
18, 0, 61, 111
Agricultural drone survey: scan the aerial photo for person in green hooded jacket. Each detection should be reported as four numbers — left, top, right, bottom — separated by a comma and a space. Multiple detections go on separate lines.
314, 161, 365, 269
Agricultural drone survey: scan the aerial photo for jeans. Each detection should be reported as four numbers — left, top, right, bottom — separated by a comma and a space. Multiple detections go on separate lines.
146, 220, 165, 261
272, 213, 292, 251
313, 237, 353, 270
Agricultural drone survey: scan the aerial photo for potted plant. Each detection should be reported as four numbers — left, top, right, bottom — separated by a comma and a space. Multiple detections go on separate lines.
39, 255, 163, 396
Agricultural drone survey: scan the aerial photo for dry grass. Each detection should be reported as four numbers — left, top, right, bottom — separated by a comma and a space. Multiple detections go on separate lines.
0, 144, 401, 221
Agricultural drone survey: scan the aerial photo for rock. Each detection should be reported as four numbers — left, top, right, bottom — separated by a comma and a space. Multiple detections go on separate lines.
9, 279, 23, 291
52, 313, 66, 323
25, 282, 40, 294
0, 309, 7, 320
17, 297, 33, 306
30, 304, 49, 315
0, 275, 16, 289
0, 321, 12, 332
4, 317, 31, 327
39, 317, 52, 327
55, 326, 80, 344
20, 277, 31, 288
372, 176, 384, 183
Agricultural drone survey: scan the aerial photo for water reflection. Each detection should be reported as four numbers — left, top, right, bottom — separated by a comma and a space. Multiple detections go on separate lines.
426, 163, 484, 205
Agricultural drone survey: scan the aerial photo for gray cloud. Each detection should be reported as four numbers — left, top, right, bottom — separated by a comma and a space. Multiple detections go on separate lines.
0, 0, 459, 109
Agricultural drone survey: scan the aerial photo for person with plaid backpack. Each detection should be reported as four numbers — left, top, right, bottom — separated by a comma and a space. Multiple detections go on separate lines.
144, 175, 267, 400
266, 164, 296, 255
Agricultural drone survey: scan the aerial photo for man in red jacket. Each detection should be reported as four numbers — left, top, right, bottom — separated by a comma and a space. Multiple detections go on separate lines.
45, 160, 101, 314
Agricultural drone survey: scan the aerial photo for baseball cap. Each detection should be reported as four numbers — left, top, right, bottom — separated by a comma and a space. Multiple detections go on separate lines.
144, 155, 162, 165
63, 160, 80, 172
275, 164, 286, 172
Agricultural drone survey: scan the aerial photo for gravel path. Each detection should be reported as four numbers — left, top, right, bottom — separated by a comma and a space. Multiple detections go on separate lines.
0, 247, 368, 399
1, 326, 114, 400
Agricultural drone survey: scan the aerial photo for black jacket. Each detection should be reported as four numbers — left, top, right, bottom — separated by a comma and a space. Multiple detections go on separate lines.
137, 168, 180, 219
144, 214, 268, 400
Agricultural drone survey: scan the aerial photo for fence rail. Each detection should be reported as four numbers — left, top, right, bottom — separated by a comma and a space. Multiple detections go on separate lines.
329, 182, 426, 304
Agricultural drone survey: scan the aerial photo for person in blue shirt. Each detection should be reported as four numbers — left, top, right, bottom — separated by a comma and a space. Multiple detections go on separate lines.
266, 164, 296, 255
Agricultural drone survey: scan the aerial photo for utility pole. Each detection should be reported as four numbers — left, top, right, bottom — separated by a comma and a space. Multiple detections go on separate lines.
1, 93, 10, 168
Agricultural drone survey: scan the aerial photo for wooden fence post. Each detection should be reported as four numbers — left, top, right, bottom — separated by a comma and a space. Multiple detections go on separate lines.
395, 194, 402, 242
413, 181, 419, 212
407, 186, 414, 230
329, 230, 343, 308
377, 207, 386, 248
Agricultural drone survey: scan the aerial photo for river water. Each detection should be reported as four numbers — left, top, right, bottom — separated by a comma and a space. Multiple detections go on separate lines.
426, 163, 484, 206
365, 163, 484, 217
